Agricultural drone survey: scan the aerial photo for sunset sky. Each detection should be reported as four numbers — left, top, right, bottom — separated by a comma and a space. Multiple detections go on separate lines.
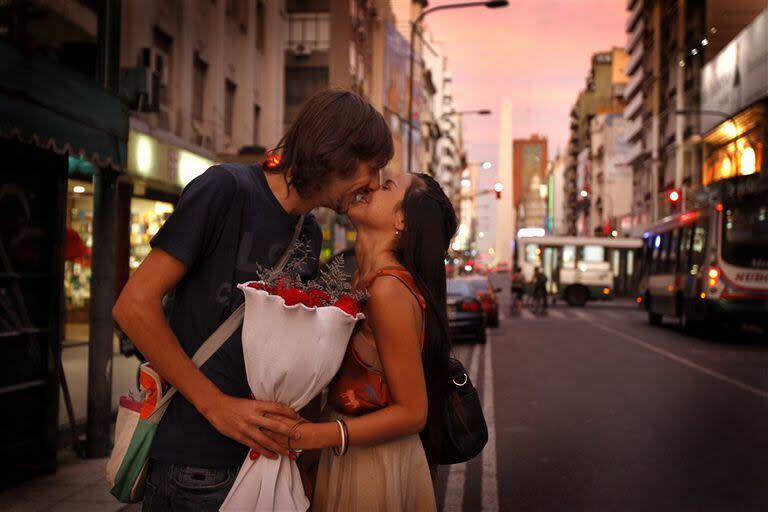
425, 0, 629, 166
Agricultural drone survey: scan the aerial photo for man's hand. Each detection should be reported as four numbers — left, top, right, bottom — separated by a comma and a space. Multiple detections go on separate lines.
202, 395, 299, 459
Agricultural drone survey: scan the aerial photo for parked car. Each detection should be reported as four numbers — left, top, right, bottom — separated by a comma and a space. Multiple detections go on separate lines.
466, 277, 500, 327
447, 278, 487, 344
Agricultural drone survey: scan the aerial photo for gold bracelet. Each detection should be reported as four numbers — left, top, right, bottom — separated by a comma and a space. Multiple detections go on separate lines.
332, 419, 348, 456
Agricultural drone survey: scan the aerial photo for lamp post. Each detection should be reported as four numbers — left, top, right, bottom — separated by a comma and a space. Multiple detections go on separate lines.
406, 0, 508, 173
440, 109, 492, 120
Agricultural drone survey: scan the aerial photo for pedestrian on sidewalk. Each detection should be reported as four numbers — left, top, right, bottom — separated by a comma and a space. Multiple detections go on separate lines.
112, 89, 393, 511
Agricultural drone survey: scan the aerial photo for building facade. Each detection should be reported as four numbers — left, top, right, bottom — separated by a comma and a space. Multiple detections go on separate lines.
564, 48, 628, 235
513, 135, 548, 231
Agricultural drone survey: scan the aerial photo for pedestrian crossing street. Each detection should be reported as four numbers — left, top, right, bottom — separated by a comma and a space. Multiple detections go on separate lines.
502, 303, 644, 323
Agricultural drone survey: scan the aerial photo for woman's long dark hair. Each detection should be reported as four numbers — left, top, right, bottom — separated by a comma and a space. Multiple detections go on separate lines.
396, 173, 458, 464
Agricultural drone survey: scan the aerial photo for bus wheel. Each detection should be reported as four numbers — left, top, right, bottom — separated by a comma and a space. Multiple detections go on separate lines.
564, 285, 589, 307
648, 311, 662, 326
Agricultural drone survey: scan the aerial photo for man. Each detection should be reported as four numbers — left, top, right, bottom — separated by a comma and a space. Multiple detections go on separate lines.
510, 266, 525, 314
532, 267, 548, 312
113, 89, 394, 511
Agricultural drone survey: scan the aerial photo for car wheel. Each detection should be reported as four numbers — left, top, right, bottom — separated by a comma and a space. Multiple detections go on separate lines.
648, 311, 662, 326
565, 285, 589, 307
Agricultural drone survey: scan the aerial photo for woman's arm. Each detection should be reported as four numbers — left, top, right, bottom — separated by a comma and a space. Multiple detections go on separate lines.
291, 276, 428, 451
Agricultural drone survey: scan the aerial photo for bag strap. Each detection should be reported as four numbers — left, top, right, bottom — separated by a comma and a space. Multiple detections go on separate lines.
147, 214, 305, 423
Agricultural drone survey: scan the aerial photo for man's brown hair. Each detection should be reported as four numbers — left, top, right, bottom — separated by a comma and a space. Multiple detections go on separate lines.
270, 89, 394, 197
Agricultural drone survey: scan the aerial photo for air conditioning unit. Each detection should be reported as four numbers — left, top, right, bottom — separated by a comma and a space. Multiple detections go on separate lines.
291, 43, 312, 57
119, 67, 160, 112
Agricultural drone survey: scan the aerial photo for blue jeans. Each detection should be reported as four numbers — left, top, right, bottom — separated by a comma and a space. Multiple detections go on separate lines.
142, 460, 239, 512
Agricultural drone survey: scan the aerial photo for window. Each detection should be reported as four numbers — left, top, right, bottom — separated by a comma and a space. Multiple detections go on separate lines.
253, 104, 261, 145
659, 232, 671, 273
722, 203, 768, 269
153, 27, 173, 107
690, 220, 709, 274
192, 53, 208, 121
651, 234, 662, 274
581, 245, 605, 263
678, 225, 693, 273
562, 245, 577, 269
668, 229, 679, 274
447, 280, 473, 296
256, 1, 266, 53
225, 80, 237, 137
525, 243, 541, 265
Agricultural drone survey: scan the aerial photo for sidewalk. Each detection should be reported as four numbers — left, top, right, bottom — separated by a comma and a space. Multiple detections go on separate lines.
0, 451, 140, 512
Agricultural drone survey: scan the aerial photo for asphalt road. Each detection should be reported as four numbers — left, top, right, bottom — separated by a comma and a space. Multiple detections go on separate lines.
437, 273, 768, 512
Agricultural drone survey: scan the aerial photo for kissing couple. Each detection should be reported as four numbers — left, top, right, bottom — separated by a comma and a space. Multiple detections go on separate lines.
114, 88, 459, 511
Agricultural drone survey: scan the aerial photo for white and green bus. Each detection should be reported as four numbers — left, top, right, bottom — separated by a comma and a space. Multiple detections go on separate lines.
637, 177, 768, 331
516, 235, 643, 307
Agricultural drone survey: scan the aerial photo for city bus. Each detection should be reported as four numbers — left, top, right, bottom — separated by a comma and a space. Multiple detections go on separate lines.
516, 235, 643, 306
637, 176, 768, 331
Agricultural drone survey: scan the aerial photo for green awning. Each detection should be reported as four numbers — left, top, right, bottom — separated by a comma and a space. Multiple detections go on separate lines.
0, 42, 128, 171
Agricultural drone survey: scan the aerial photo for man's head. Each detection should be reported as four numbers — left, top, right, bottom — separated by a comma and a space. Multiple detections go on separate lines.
270, 89, 394, 214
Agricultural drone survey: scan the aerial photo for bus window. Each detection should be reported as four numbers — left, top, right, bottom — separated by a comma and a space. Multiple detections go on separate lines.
658, 232, 671, 273
651, 234, 662, 274
722, 203, 768, 269
525, 243, 541, 265
581, 245, 605, 263
562, 245, 576, 269
678, 225, 693, 273
668, 229, 679, 274
612, 249, 620, 277
690, 219, 709, 274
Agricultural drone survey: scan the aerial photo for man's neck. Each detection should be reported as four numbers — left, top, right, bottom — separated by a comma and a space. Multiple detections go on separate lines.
264, 171, 314, 216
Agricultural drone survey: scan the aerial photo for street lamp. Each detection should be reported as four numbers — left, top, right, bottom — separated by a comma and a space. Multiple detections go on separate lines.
406, 0, 509, 173
440, 109, 492, 120
482, 161, 493, 170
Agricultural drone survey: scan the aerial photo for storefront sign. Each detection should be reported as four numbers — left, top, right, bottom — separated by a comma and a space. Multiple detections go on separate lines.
701, 9, 768, 133
127, 130, 215, 189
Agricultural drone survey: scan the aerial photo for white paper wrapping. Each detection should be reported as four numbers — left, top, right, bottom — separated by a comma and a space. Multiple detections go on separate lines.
220, 283, 362, 512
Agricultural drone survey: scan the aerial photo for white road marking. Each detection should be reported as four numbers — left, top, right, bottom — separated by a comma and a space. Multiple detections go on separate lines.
443, 342, 482, 512
548, 309, 566, 319
481, 335, 499, 512
572, 310, 594, 322
590, 322, 768, 401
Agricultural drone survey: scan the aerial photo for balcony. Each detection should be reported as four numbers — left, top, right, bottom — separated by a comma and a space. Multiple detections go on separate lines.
626, 19, 644, 53
626, 0, 643, 33
625, 92, 644, 120
627, 44, 644, 75
625, 114, 644, 143
624, 69, 644, 101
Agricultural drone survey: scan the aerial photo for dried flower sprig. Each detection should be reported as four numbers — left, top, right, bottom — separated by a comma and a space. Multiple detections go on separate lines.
253, 238, 368, 305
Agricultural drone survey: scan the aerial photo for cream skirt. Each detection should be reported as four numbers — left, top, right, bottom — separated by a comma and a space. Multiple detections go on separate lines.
312, 415, 437, 512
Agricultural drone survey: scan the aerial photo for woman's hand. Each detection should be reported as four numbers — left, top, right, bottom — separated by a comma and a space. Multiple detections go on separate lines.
262, 416, 340, 453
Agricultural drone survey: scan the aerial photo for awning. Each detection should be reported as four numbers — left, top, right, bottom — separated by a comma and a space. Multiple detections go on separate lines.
0, 42, 128, 171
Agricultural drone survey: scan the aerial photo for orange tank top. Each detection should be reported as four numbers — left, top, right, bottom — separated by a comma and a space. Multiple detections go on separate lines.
327, 267, 426, 416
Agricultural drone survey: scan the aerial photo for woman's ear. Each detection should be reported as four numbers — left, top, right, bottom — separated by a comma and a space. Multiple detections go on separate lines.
394, 210, 406, 233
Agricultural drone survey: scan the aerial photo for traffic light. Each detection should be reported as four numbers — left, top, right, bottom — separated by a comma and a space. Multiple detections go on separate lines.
494, 182, 504, 199
668, 189, 681, 210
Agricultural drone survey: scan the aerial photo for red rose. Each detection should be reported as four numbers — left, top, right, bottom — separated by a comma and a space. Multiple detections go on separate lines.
247, 282, 275, 294
280, 287, 313, 307
306, 289, 332, 307
333, 295, 361, 316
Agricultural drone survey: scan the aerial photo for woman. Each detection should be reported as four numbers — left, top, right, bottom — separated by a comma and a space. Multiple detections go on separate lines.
271, 172, 457, 510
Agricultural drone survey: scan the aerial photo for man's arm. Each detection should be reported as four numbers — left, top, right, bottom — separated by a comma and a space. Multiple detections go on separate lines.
113, 248, 298, 459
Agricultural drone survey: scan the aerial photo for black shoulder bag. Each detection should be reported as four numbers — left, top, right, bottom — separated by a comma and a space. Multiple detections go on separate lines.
438, 357, 488, 465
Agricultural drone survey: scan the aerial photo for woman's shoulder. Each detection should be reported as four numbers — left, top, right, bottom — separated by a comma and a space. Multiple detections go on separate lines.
367, 268, 425, 311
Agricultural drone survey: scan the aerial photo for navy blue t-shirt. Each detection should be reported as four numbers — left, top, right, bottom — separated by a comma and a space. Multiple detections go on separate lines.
149, 163, 321, 467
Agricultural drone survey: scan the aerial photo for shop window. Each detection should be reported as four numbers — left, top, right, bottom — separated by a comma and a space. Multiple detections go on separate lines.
64, 180, 94, 344
130, 198, 174, 272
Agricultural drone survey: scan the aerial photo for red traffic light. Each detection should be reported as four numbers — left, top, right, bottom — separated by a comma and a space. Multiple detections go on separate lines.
668, 190, 681, 203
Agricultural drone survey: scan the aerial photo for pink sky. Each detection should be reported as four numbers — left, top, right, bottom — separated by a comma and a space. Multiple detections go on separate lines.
425, 0, 629, 165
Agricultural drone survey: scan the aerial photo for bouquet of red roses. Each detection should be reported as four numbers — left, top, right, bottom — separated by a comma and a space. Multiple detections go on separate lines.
221, 250, 365, 512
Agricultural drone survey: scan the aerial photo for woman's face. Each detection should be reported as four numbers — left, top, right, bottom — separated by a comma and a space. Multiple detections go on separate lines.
347, 173, 414, 232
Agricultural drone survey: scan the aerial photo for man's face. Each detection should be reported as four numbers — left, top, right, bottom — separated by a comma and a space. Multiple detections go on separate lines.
320, 162, 382, 214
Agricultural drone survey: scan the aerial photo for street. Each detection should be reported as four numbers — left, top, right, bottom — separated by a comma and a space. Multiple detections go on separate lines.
437, 273, 768, 512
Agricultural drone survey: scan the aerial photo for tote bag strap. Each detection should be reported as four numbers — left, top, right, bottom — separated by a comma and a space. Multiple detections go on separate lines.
148, 215, 305, 423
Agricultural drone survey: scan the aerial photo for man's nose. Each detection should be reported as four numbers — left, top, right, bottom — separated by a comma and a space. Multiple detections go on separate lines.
368, 175, 381, 191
